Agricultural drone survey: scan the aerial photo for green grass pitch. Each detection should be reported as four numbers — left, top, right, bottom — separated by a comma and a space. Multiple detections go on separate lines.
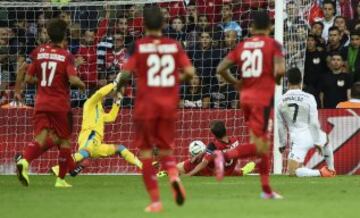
0, 175, 359, 218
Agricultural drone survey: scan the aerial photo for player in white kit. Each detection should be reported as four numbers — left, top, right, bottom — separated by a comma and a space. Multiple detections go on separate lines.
277, 68, 336, 177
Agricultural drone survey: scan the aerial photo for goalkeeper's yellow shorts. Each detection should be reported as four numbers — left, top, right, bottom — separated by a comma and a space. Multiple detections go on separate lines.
78, 131, 116, 158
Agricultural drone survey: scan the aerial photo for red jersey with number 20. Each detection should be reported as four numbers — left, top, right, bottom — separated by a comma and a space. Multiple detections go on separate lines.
122, 36, 192, 119
226, 36, 283, 106
27, 44, 77, 112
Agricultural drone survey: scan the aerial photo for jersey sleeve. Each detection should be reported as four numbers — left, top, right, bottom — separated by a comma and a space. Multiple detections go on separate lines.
66, 53, 78, 77
103, 104, 120, 123
27, 62, 36, 76
177, 43, 192, 68
273, 40, 284, 57
84, 83, 115, 109
276, 101, 287, 147
122, 42, 137, 72
226, 46, 239, 64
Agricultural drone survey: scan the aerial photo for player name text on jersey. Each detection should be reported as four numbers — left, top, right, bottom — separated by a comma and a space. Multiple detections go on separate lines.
37, 53, 66, 62
139, 43, 178, 54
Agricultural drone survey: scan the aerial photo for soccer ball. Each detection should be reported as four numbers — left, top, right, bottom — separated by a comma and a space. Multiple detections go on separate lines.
188, 140, 206, 157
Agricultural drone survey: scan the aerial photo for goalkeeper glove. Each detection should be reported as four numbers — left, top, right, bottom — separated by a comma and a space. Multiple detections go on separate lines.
115, 91, 123, 106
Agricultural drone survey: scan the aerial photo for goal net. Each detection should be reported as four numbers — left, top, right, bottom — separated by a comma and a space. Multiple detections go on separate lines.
1, 0, 345, 176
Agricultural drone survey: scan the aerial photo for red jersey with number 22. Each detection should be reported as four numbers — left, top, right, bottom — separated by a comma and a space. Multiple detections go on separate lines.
122, 36, 192, 119
226, 35, 283, 106
27, 44, 77, 112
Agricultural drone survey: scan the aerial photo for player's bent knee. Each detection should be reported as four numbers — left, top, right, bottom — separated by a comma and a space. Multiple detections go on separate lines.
177, 162, 186, 175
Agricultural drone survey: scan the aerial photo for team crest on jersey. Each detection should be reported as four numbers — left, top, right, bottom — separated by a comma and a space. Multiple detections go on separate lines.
337, 80, 345, 87
312, 58, 320, 64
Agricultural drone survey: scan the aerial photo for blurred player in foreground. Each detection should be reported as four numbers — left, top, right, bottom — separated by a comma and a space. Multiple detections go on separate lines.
214, 10, 285, 199
50, 82, 142, 177
337, 82, 360, 108
176, 120, 255, 177
15, 19, 85, 187
277, 67, 336, 177
118, 6, 195, 212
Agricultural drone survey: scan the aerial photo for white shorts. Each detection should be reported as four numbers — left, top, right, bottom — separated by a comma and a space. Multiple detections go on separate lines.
288, 131, 314, 163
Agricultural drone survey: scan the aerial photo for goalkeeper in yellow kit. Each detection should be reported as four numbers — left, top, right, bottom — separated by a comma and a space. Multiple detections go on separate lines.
51, 82, 142, 177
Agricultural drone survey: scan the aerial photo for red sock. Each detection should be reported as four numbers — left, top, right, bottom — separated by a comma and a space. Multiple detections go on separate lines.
23, 141, 44, 163
224, 143, 257, 160
142, 159, 160, 203
258, 154, 272, 194
58, 147, 72, 179
160, 155, 178, 181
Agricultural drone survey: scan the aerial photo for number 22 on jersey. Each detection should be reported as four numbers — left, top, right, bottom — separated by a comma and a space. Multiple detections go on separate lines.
147, 54, 175, 87
241, 49, 263, 78
40, 61, 58, 87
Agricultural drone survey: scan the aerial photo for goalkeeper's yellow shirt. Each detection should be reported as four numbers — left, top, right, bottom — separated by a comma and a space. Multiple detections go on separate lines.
78, 83, 120, 144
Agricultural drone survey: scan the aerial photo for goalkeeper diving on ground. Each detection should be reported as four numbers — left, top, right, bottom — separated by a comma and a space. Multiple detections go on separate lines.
51, 81, 142, 177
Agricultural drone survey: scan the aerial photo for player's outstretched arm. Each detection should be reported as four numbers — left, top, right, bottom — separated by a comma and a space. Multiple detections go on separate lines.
216, 58, 241, 88
15, 59, 27, 101
24, 74, 38, 84
69, 75, 86, 91
180, 66, 195, 82
186, 159, 209, 177
103, 90, 123, 123
274, 56, 285, 85
276, 104, 287, 153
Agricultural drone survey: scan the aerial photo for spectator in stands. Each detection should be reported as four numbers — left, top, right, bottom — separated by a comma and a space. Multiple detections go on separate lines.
188, 31, 222, 100
347, 2, 360, 31
342, 29, 360, 82
304, 34, 328, 106
161, 7, 171, 33
76, 29, 98, 88
69, 23, 81, 54
217, 4, 242, 40
180, 76, 210, 108
320, 52, 352, 108
320, 0, 337, 42
326, 27, 345, 58
210, 73, 238, 109
127, 5, 143, 37
106, 33, 128, 71
310, 21, 326, 49
115, 17, 133, 46
185, 2, 198, 33
285, 1, 308, 42
334, 16, 350, 47
336, 82, 360, 108
168, 16, 186, 43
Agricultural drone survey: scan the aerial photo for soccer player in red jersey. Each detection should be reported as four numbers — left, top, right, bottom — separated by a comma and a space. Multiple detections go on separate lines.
15, 19, 86, 188
215, 11, 286, 199
180, 120, 255, 177
118, 6, 195, 213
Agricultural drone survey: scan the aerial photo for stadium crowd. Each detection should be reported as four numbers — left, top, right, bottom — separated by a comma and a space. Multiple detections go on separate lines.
0, 0, 359, 109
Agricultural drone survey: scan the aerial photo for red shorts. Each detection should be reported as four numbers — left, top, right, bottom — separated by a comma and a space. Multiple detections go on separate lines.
33, 111, 73, 139
134, 118, 176, 150
241, 103, 273, 139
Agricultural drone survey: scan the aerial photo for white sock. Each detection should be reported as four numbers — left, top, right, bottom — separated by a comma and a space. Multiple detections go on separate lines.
323, 144, 335, 171
295, 167, 321, 177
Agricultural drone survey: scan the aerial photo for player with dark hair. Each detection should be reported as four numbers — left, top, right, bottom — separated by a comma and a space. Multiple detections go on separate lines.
177, 120, 255, 177
15, 19, 86, 188
214, 10, 285, 199
117, 6, 195, 212
277, 67, 335, 177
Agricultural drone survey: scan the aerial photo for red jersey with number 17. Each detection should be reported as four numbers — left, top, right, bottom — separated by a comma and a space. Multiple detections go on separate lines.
27, 44, 78, 112
226, 35, 283, 106
122, 36, 192, 120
